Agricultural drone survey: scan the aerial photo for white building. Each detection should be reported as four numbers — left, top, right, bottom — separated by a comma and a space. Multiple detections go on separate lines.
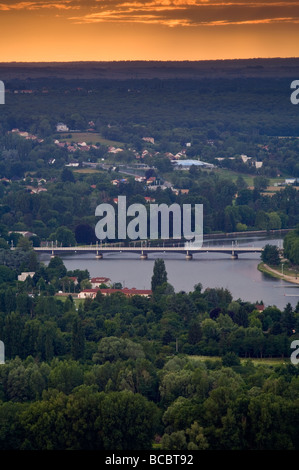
18, 272, 35, 282
78, 289, 99, 299
172, 159, 214, 170
90, 277, 111, 288
56, 122, 69, 132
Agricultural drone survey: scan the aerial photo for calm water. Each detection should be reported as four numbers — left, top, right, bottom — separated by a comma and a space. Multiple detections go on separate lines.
40, 235, 299, 309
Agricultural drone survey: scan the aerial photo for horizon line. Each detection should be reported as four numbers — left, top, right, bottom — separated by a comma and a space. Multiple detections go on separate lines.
1, 56, 299, 64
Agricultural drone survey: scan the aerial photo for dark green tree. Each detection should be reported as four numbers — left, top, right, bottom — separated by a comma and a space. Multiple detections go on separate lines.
281, 303, 296, 336
261, 244, 280, 266
47, 256, 67, 280
97, 391, 160, 450
151, 259, 168, 292
71, 317, 85, 361
61, 167, 75, 183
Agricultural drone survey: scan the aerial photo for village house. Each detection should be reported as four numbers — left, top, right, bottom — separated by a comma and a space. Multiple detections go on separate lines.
18, 272, 36, 282
26, 186, 48, 194
146, 176, 156, 185
121, 288, 152, 298
90, 277, 112, 288
135, 176, 146, 183
56, 122, 69, 132
65, 162, 79, 167
78, 287, 152, 299
78, 289, 99, 299
108, 146, 124, 154
144, 196, 156, 203
142, 137, 155, 144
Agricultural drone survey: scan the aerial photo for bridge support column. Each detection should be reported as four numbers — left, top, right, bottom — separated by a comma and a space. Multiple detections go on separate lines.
186, 252, 193, 260
140, 252, 148, 260
96, 252, 103, 259
231, 252, 238, 260
50, 250, 55, 259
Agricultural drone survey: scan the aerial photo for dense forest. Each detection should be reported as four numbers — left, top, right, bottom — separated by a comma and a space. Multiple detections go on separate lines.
0, 254, 299, 450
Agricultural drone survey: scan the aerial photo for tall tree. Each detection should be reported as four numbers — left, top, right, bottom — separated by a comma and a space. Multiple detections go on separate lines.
71, 317, 85, 360
151, 259, 168, 292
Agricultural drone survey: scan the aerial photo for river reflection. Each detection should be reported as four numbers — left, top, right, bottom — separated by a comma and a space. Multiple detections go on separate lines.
40, 235, 299, 310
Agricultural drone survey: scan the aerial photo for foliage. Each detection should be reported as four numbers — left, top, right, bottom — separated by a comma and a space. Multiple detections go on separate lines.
151, 259, 168, 292
261, 244, 281, 266
284, 227, 299, 265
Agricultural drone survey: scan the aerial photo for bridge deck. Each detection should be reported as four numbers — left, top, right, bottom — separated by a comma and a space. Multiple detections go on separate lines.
33, 245, 263, 254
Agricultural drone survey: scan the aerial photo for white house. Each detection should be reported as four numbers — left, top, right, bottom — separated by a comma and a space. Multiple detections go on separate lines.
90, 277, 111, 288
18, 272, 35, 282
285, 178, 296, 185
56, 122, 69, 132
78, 289, 99, 299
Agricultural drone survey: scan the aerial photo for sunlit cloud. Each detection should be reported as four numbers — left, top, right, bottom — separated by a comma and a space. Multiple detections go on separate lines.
68, 0, 299, 27
0, 0, 299, 27
0, 0, 78, 10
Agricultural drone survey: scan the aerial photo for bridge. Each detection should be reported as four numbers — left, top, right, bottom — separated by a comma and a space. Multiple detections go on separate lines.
32, 242, 265, 260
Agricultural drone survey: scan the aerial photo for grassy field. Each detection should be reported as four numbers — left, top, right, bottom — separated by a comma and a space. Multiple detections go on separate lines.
73, 168, 101, 174
214, 168, 285, 188
188, 355, 286, 366
55, 294, 84, 309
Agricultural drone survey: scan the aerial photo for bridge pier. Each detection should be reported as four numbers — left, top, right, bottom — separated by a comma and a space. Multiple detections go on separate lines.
185, 252, 193, 260
96, 252, 103, 259
50, 250, 55, 259
231, 252, 238, 260
140, 252, 148, 260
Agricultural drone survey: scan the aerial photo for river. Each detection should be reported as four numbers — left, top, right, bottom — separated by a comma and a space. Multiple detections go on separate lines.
40, 234, 299, 310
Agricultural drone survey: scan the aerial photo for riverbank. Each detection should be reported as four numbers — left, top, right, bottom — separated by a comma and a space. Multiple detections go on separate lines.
204, 228, 292, 240
258, 262, 299, 285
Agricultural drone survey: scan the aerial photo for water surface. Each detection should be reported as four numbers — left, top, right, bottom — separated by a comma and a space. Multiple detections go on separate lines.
41, 235, 299, 309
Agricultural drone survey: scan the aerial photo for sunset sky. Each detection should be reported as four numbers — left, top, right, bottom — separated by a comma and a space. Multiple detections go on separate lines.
1, 0, 299, 61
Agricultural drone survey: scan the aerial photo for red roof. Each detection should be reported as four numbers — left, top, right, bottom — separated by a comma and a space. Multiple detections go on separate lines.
101, 288, 152, 296
91, 277, 111, 283
81, 289, 99, 293
255, 304, 265, 311
80, 287, 152, 297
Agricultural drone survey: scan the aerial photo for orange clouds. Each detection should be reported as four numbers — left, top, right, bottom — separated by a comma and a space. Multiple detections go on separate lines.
0, 0, 299, 61
0, 0, 75, 9
67, 0, 299, 27
1, 0, 299, 27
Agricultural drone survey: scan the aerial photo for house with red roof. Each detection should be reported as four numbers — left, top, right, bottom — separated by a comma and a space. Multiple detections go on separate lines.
78, 286, 152, 299
90, 277, 112, 288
